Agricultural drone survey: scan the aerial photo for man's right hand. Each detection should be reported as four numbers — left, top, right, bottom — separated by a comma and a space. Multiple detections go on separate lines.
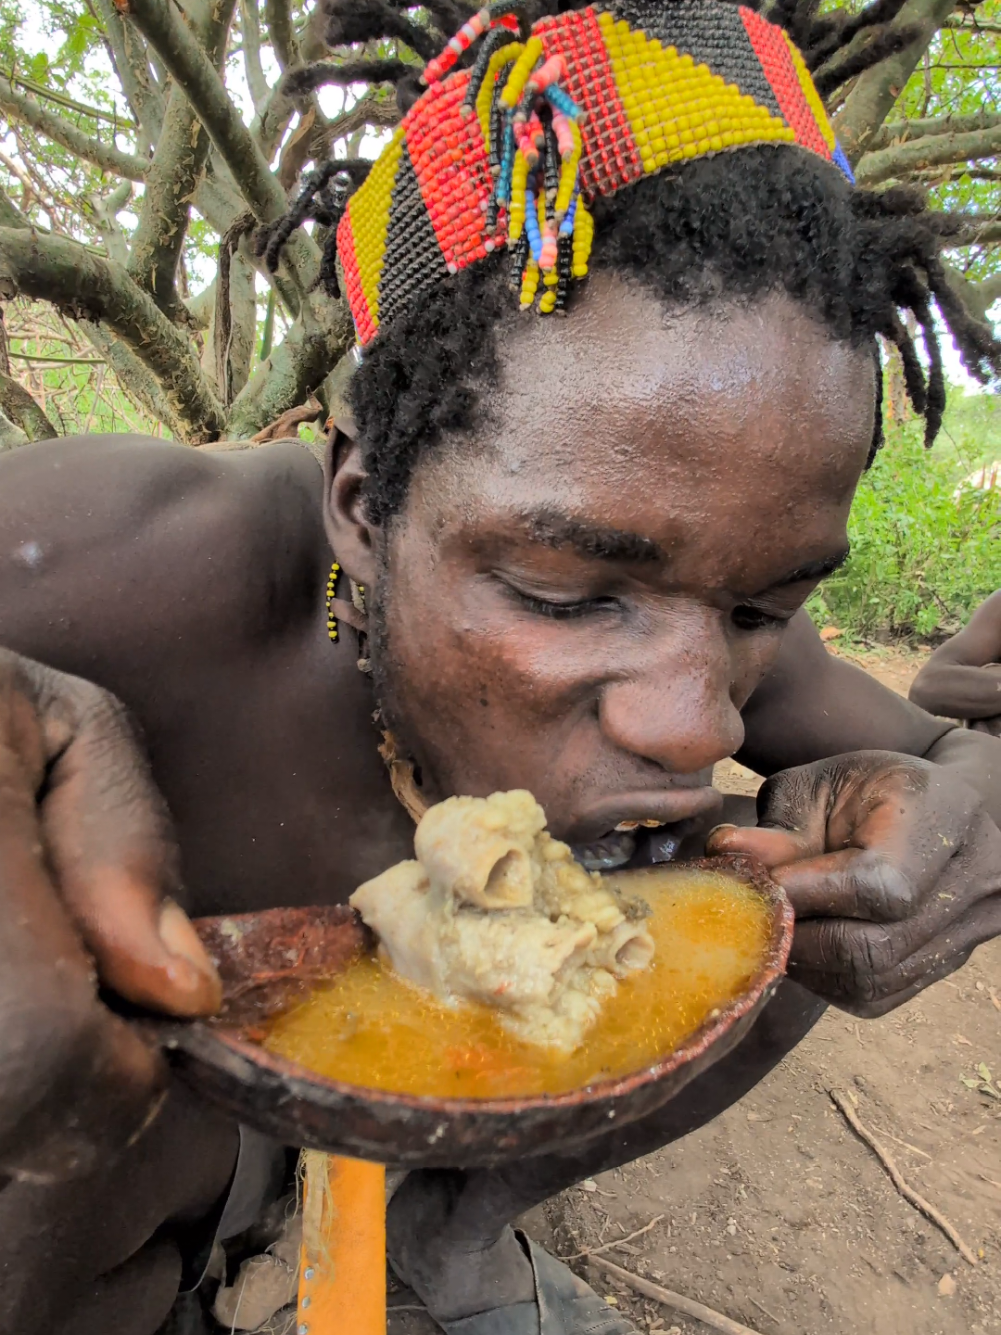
0, 649, 221, 1182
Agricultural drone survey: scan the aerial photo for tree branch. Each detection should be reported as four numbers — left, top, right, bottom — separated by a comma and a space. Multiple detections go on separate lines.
942, 264, 1001, 326
0, 407, 28, 451
127, 0, 237, 318
83, 322, 189, 436
855, 122, 1001, 185
239, 0, 271, 111
868, 110, 1001, 150
226, 297, 353, 439
86, 179, 133, 265
0, 226, 225, 441
0, 75, 149, 181
940, 17, 1001, 33
92, 0, 165, 143
0, 371, 58, 440
0, 184, 29, 231
834, 0, 958, 163
323, 92, 400, 148
948, 216, 1001, 246
264, 0, 298, 70
117, 0, 289, 224
0, 72, 135, 129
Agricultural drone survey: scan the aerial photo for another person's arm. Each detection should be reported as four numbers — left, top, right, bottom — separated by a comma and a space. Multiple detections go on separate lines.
737, 608, 1001, 823
908, 591, 1001, 720
712, 611, 1001, 1017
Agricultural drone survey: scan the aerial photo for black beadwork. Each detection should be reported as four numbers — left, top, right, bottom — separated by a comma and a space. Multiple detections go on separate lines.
609, 0, 785, 121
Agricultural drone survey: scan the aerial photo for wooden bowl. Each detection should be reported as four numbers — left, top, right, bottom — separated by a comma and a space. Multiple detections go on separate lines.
157, 855, 792, 1168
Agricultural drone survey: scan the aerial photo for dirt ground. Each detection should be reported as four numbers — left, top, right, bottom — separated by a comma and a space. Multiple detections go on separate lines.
390, 644, 1001, 1335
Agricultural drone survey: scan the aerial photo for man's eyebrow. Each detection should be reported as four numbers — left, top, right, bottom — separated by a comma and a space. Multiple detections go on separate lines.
523, 511, 664, 564
774, 547, 851, 586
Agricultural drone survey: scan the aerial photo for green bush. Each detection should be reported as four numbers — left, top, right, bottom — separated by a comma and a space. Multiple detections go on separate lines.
808, 395, 1001, 641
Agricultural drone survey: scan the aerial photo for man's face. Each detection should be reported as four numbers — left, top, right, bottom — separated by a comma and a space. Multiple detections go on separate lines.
366, 274, 874, 865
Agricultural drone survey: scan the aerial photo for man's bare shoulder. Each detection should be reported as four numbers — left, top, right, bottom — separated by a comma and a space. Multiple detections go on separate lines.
0, 434, 326, 680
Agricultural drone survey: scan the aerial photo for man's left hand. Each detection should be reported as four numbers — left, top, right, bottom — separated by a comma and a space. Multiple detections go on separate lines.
707, 750, 1001, 1016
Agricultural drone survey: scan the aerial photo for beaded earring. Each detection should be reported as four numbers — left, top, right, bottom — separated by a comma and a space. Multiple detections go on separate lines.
325, 560, 342, 642
325, 560, 367, 650
336, 0, 853, 345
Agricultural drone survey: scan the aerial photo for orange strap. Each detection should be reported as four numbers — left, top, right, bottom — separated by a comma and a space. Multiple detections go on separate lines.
298, 1154, 386, 1335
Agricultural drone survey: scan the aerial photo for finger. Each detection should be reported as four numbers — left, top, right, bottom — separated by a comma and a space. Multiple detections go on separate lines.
706, 822, 813, 867
788, 891, 1001, 1016
0, 723, 167, 1177
771, 848, 915, 920
27, 662, 221, 1016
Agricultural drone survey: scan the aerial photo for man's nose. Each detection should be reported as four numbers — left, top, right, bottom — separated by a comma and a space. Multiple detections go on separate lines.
598, 611, 745, 774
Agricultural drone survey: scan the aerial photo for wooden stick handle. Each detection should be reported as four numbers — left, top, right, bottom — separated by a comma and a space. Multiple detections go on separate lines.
298, 1153, 387, 1334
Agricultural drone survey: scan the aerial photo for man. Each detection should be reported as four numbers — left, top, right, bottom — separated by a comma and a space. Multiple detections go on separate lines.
910, 591, 1001, 736
0, 1, 1000, 1331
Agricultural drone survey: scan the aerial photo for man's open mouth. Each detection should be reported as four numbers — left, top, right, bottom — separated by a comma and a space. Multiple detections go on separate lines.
570, 821, 691, 872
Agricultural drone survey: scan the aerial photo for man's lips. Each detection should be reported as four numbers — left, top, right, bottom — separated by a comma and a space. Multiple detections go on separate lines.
566, 786, 723, 872
566, 786, 723, 846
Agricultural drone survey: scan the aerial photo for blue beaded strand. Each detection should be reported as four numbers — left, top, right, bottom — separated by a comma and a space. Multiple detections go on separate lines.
524, 179, 543, 263
543, 85, 581, 119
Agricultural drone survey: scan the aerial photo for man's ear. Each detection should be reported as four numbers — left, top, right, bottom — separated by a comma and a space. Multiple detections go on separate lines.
323, 428, 380, 587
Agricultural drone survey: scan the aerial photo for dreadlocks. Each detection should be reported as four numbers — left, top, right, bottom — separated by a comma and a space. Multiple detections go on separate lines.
265, 0, 1001, 527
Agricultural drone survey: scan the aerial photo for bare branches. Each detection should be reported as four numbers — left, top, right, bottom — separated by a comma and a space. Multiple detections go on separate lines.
868, 111, 1001, 151
0, 226, 225, 441
0, 71, 135, 129
239, 0, 271, 112
226, 299, 353, 439
833, 0, 959, 162
127, 0, 237, 318
91, 0, 165, 142
0, 75, 149, 182
0, 372, 58, 440
117, 0, 288, 224
264, 0, 298, 70
856, 123, 1001, 185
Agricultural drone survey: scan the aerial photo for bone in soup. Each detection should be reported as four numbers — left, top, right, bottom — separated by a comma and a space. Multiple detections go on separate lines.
263, 794, 773, 1100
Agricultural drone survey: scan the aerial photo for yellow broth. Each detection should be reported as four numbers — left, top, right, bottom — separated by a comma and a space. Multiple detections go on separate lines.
263, 866, 773, 1099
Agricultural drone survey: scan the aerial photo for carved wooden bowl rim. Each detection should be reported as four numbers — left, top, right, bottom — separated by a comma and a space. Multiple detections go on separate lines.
168, 854, 793, 1118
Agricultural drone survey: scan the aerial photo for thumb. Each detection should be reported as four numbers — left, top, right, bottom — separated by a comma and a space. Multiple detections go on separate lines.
33, 668, 221, 1017
705, 822, 815, 868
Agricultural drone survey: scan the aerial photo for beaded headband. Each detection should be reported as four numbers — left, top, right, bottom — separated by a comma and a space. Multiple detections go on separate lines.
336, 0, 853, 346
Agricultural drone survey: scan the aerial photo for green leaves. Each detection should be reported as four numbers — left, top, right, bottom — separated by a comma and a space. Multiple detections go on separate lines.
809, 396, 1001, 640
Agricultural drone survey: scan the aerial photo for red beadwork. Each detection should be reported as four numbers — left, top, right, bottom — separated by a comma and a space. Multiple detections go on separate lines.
336, 207, 376, 344
536, 7, 642, 197
740, 6, 831, 159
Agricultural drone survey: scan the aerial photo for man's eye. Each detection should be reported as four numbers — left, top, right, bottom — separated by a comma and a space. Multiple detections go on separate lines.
731, 605, 786, 632
513, 590, 619, 620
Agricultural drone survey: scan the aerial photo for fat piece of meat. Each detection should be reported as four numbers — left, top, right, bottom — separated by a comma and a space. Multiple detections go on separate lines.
350, 791, 654, 1052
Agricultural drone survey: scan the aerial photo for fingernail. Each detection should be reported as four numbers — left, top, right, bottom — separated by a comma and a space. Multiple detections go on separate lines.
158, 900, 222, 1009
706, 823, 738, 842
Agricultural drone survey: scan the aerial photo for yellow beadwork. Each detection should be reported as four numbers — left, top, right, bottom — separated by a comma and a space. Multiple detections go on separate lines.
599, 12, 794, 176
572, 199, 594, 279
508, 151, 529, 242
501, 36, 543, 108
325, 561, 342, 643
519, 256, 540, 308
785, 33, 836, 149
476, 43, 521, 143
554, 120, 581, 218
349, 128, 405, 322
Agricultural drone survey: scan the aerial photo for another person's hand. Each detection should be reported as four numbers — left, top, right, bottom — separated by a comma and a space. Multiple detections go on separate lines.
0, 649, 221, 1181
707, 750, 1001, 1016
